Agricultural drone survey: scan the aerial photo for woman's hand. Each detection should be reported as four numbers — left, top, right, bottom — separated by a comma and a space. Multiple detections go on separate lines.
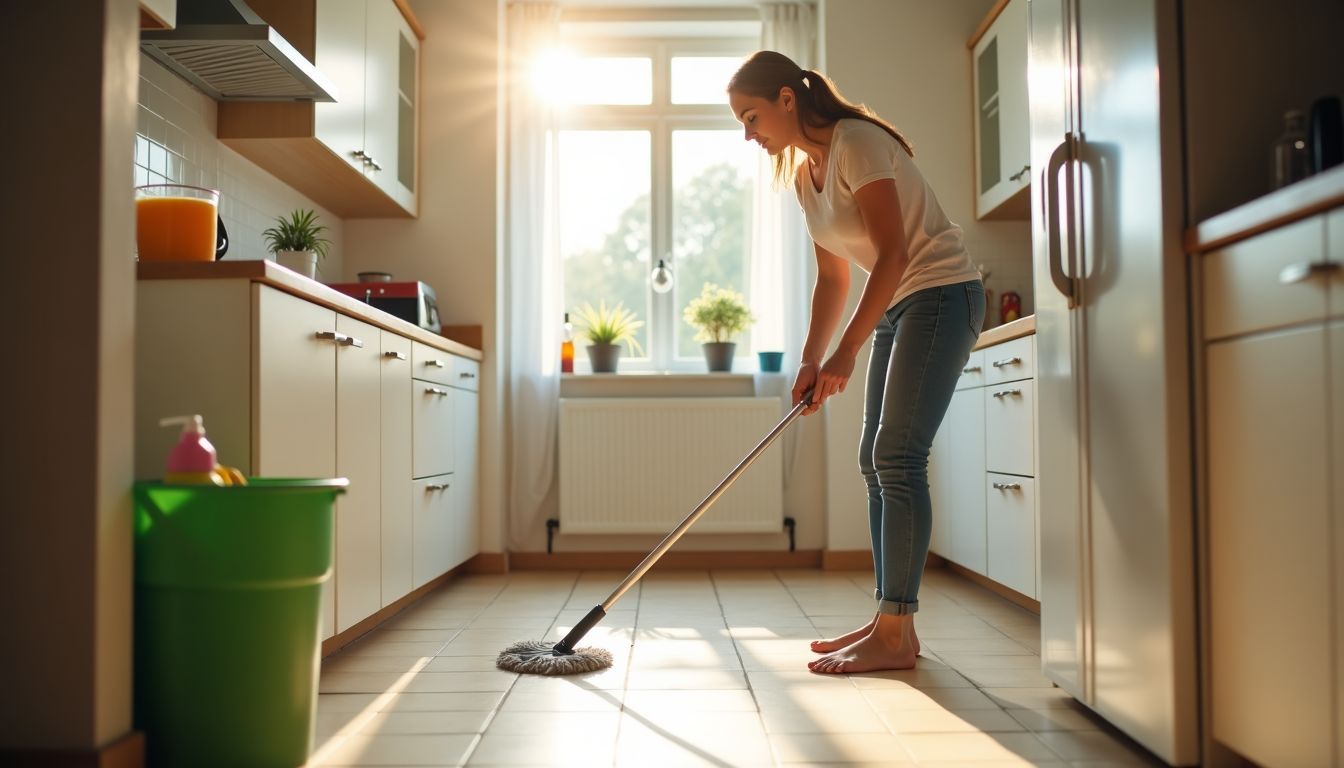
792, 363, 820, 415
812, 349, 856, 410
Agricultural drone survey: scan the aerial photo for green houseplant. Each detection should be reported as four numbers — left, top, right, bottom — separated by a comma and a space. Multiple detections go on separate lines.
683, 283, 754, 372
263, 209, 331, 280
574, 300, 645, 373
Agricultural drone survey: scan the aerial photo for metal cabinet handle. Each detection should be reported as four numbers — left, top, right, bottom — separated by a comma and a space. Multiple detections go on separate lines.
352, 149, 367, 160
1279, 261, 1340, 285
992, 388, 1022, 398
992, 481, 1022, 491
339, 335, 364, 348
368, 159, 382, 172
425, 482, 450, 491
1045, 132, 1079, 308
425, 359, 446, 368
315, 330, 347, 344
384, 351, 407, 360
459, 372, 477, 379
962, 365, 982, 374
425, 386, 449, 396
1009, 164, 1031, 182
992, 357, 1022, 368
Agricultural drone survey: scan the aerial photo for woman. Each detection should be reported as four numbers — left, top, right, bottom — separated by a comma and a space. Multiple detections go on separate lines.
728, 51, 985, 673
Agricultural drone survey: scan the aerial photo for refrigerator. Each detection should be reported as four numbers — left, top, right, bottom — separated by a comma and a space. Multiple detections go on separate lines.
1029, 0, 1200, 764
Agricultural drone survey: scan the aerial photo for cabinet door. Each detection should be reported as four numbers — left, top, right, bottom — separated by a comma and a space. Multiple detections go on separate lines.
413, 378, 455, 478
254, 285, 337, 638
986, 473, 1035, 598
1208, 327, 1332, 767
943, 387, 986, 573
413, 474, 454, 588
380, 332, 413, 606
985, 379, 1034, 477
1333, 321, 1344, 761
972, 0, 1030, 219
315, 0, 369, 175
334, 314, 382, 633
1203, 216, 1328, 340
363, 0, 418, 211
452, 389, 480, 569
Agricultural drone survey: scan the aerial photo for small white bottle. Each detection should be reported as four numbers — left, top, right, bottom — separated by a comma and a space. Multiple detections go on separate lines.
1272, 110, 1311, 190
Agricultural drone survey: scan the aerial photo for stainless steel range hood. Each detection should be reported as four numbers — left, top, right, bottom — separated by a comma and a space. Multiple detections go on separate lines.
141, 0, 336, 102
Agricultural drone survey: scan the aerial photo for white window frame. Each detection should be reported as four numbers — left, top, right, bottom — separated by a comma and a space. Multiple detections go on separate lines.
556, 34, 757, 373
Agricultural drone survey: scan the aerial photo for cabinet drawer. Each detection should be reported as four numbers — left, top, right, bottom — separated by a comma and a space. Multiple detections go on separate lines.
986, 473, 1036, 598
956, 350, 986, 390
1329, 207, 1344, 320
451, 356, 480, 392
985, 379, 1034, 476
412, 341, 456, 386
983, 335, 1034, 384
413, 379, 455, 478
412, 474, 455, 589
1203, 215, 1328, 341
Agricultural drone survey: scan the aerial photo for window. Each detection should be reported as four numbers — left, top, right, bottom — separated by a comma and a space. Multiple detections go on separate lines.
546, 31, 759, 372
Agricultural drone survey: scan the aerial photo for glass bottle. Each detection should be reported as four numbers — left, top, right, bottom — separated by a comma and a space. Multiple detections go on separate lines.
1272, 110, 1311, 190
560, 312, 574, 374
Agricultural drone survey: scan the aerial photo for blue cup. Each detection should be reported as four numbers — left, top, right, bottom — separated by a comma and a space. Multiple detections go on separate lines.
757, 351, 784, 373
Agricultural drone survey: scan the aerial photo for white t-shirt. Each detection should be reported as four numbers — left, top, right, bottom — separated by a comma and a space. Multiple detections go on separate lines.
796, 118, 980, 309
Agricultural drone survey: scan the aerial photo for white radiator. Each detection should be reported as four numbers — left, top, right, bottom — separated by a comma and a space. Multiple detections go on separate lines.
558, 397, 784, 534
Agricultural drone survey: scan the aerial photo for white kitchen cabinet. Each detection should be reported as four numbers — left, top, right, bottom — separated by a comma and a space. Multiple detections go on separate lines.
970, 0, 1030, 220
135, 267, 482, 651
314, 0, 368, 178
380, 331, 413, 606
413, 379, 455, 479
1202, 206, 1344, 768
929, 333, 1037, 597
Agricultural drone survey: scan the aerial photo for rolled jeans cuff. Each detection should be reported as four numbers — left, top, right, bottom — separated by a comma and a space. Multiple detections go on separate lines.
877, 598, 919, 616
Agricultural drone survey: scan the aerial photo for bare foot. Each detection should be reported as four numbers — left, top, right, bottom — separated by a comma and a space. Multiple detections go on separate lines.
807, 615, 918, 674
810, 614, 877, 653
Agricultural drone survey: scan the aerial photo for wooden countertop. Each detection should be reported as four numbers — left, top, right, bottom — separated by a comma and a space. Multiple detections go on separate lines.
137, 260, 483, 361
974, 314, 1035, 350
1186, 164, 1344, 253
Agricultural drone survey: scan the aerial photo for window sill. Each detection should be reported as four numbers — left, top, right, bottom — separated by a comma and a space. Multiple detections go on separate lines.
560, 370, 787, 398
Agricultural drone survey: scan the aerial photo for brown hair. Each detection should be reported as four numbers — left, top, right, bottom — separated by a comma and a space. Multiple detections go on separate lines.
727, 50, 914, 188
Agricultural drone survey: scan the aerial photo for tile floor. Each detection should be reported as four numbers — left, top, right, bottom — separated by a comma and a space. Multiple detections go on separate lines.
308, 568, 1161, 767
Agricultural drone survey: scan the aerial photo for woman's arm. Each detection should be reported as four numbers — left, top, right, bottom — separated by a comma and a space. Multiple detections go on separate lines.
812, 178, 910, 405
794, 243, 850, 413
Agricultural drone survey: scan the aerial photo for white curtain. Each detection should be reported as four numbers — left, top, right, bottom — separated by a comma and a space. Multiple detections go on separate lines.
504, 2, 561, 549
752, 2, 817, 475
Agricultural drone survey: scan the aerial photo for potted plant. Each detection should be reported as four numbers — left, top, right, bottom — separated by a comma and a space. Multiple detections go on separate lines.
574, 300, 645, 373
263, 209, 331, 280
683, 283, 754, 372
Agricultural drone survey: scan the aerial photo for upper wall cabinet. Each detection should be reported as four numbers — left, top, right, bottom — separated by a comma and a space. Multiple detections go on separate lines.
970, 0, 1030, 220
217, 0, 421, 218
140, 0, 175, 29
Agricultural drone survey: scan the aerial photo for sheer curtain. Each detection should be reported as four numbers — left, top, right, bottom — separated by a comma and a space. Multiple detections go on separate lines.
751, 2, 817, 476
504, 2, 561, 549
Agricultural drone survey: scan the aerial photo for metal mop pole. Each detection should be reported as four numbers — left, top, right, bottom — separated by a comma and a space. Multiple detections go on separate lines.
552, 392, 813, 654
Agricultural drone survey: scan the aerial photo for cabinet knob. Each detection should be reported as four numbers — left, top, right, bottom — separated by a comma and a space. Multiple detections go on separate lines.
425, 482, 450, 492
339, 335, 364, 348
1009, 164, 1031, 182
962, 365, 982, 374
992, 481, 1022, 491
352, 149, 367, 159
384, 351, 407, 361
991, 388, 1022, 398
425, 386, 449, 396
425, 359, 446, 368
1278, 260, 1340, 285
315, 330, 348, 345
992, 356, 1022, 368
459, 372, 476, 379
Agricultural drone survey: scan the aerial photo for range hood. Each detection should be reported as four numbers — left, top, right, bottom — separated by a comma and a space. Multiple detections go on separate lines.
141, 0, 336, 102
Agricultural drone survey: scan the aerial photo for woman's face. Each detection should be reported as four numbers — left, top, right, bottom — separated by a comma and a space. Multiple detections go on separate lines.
729, 87, 796, 155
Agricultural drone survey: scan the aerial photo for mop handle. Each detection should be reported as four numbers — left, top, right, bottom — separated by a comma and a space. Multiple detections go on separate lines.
554, 390, 813, 654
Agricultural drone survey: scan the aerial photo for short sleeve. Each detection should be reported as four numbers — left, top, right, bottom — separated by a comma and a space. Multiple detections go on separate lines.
837, 121, 901, 193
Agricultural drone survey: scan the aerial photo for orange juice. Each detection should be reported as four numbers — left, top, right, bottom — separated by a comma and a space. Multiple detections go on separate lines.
136, 196, 218, 262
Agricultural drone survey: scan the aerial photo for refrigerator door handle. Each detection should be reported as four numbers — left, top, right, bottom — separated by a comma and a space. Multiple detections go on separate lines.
1045, 132, 1079, 308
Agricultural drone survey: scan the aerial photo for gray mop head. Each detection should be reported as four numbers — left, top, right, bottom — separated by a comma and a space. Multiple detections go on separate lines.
496, 640, 614, 675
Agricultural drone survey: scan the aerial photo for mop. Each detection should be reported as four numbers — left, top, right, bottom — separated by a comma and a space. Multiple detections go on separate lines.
497, 392, 814, 675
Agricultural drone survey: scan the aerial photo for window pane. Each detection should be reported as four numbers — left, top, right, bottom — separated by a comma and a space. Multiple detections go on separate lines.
672, 130, 755, 358
559, 131, 651, 359
670, 56, 743, 104
562, 58, 652, 105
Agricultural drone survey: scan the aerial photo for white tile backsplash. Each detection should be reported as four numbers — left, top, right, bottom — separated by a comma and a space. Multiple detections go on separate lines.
133, 54, 343, 278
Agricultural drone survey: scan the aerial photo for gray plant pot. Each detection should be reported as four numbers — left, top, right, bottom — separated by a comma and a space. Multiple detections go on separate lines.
586, 343, 622, 373
702, 342, 736, 372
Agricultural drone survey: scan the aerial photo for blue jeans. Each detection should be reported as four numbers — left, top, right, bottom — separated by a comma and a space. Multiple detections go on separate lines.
859, 280, 985, 615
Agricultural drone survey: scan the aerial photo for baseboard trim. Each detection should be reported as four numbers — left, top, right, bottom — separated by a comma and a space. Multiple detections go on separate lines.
0, 731, 144, 768
463, 551, 509, 574
508, 549, 822, 571
821, 549, 874, 571
930, 553, 1041, 614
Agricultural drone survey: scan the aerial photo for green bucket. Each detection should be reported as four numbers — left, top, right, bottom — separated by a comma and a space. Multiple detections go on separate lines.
133, 478, 347, 767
